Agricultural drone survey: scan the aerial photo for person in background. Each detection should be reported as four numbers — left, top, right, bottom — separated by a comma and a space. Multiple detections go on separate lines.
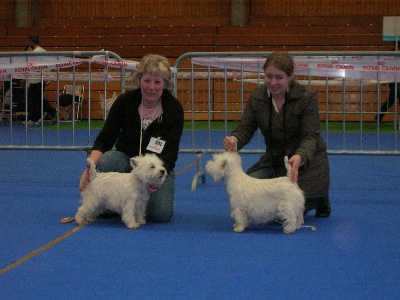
1, 45, 33, 115
79, 54, 184, 223
375, 82, 399, 124
223, 51, 331, 218
375, 45, 399, 124
25, 35, 57, 125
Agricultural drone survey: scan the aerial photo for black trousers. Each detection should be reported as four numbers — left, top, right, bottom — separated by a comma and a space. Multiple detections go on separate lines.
28, 83, 56, 122
378, 83, 400, 122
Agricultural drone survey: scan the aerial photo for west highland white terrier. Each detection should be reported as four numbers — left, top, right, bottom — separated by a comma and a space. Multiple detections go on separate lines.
205, 152, 305, 234
75, 153, 167, 229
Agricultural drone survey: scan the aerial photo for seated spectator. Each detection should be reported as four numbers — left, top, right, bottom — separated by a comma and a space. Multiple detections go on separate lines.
25, 36, 57, 125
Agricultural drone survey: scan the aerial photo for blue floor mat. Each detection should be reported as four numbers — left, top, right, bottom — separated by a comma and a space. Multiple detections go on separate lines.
1, 151, 399, 299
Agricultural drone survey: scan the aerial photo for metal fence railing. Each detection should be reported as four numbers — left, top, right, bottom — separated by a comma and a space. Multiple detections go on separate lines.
172, 51, 399, 189
1, 51, 399, 190
1, 51, 399, 156
0, 50, 134, 151
173, 51, 399, 155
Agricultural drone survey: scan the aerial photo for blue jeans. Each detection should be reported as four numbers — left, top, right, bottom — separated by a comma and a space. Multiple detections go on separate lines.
98, 150, 175, 222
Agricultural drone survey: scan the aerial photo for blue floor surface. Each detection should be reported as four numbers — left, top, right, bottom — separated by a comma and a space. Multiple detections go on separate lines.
1, 150, 399, 299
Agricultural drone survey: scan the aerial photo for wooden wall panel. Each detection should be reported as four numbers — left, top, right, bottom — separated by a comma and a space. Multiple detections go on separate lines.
8, 1, 400, 26
37, 0, 400, 22
251, 0, 400, 16
0, 0, 14, 25
40, 0, 231, 18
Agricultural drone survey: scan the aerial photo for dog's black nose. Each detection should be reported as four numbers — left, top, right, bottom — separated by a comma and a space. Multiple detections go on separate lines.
160, 170, 165, 174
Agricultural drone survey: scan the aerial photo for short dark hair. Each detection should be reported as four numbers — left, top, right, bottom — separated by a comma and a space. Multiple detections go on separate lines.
29, 35, 39, 45
263, 51, 294, 77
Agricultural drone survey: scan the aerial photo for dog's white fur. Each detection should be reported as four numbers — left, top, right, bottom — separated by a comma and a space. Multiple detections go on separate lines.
75, 153, 167, 229
205, 152, 305, 234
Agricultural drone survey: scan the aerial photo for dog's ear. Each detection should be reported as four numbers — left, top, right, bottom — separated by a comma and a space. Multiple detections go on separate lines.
221, 159, 228, 170
130, 157, 138, 168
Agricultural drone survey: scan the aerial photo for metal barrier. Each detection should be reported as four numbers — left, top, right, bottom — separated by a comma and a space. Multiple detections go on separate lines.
173, 51, 400, 155
1, 51, 399, 189
172, 52, 400, 189
0, 50, 134, 151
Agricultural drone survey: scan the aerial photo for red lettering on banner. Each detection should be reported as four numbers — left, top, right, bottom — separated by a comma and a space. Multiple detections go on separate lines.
14, 65, 49, 72
336, 65, 354, 70
31, 65, 48, 71
295, 63, 308, 67
93, 60, 128, 67
56, 62, 71, 68
382, 66, 400, 71
363, 66, 380, 71
15, 67, 29, 72
317, 64, 334, 69
111, 61, 127, 67
0, 69, 6, 74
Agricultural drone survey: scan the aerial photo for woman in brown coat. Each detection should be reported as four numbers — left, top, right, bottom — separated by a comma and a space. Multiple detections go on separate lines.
223, 51, 331, 217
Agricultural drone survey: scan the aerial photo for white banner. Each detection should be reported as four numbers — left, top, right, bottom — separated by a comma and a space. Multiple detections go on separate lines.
0, 56, 85, 76
0, 55, 139, 80
90, 55, 140, 70
191, 56, 400, 81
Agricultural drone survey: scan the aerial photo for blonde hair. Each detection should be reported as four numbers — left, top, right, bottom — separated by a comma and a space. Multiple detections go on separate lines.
132, 54, 171, 89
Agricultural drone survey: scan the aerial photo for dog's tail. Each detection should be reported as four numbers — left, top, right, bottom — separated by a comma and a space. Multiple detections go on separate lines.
86, 157, 98, 181
284, 156, 291, 177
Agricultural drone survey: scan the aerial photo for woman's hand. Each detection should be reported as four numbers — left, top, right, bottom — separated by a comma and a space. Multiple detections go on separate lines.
79, 163, 90, 191
80, 150, 102, 191
223, 136, 238, 152
288, 154, 303, 183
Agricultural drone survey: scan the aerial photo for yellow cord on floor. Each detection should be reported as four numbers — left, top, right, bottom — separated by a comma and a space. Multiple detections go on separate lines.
1, 161, 198, 275
0, 224, 86, 275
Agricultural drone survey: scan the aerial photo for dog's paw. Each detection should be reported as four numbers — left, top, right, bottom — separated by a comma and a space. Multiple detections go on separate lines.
283, 226, 296, 234
233, 224, 245, 232
86, 216, 96, 222
125, 222, 141, 229
75, 212, 90, 226
138, 219, 146, 225
75, 218, 89, 226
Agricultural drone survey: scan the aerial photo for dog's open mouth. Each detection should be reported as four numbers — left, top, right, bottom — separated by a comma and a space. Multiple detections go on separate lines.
147, 184, 161, 192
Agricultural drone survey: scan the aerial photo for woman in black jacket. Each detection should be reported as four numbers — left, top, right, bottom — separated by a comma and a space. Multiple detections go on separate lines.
80, 54, 184, 222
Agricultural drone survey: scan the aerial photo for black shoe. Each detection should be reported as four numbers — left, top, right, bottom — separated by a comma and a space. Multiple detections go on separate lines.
315, 200, 331, 218
303, 198, 320, 216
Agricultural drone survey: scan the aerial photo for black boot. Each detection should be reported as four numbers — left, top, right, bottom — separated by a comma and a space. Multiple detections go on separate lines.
304, 197, 331, 217
303, 198, 320, 216
315, 197, 331, 218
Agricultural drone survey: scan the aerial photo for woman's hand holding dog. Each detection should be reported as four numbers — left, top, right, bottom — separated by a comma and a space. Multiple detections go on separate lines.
223, 136, 238, 152
79, 150, 102, 191
288, 154, 302, 183
79, 164, 90, 191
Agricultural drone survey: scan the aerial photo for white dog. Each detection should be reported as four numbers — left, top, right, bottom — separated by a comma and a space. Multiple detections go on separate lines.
205, 152, 305, 234
75, 153, 167, 229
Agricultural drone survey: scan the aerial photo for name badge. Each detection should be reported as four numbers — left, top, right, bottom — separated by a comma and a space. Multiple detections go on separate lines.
146, 137, 165, 154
